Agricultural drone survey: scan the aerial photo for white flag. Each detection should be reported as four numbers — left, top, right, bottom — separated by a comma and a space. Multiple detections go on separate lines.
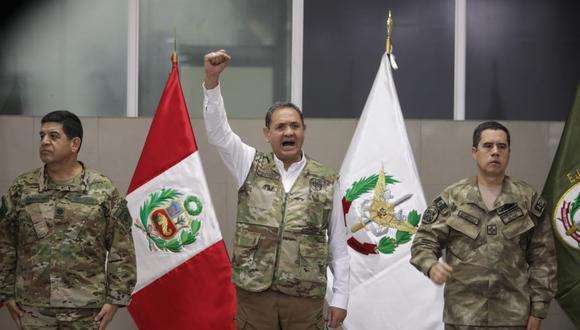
334, 54, 444, 329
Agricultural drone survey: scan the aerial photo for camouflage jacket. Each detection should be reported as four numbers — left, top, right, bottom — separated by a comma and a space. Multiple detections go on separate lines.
410, 176, 557, 326
0, 165, 136, 308
233, 152, 337, 298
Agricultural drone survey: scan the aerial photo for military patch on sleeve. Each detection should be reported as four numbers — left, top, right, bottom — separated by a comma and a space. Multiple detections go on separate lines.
114, 200, 133, 233
433, 196, 450, 216
422, 205, 439, 224
531, 196, 547, 218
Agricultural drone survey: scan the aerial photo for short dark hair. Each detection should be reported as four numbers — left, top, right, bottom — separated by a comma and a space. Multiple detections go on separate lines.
264, 102, 304, 128
41, 110, 83, 149
472, 121, 510, 148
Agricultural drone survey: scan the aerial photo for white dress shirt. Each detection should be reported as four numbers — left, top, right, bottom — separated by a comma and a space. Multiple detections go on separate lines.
203, 84, 349, 309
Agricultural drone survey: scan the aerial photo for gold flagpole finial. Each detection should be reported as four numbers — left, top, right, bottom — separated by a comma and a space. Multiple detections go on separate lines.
171, 27, 178, 64
386, 10, 393, 55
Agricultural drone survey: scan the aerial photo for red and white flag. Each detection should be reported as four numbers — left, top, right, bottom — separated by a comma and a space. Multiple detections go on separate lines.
126, 54, 236, 330
333, 54, 444, 329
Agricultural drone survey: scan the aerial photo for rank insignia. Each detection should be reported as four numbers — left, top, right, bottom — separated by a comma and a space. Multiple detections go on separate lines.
433, 196, 449, 216
532, 197, 546, 217
422, 206, 439, 224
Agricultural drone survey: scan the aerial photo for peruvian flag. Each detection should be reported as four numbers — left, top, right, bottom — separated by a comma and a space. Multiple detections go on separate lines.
126, 54, 236, 329
332, 54, 444, 329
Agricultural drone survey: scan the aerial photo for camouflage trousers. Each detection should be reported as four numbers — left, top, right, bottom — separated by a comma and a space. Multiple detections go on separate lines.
445, 325, 526, 330
20, 305, 100, 330
236, 287, 324, 330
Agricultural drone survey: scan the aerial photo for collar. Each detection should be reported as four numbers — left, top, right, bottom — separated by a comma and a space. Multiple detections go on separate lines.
38, 162, 87, 192
272, 151, 306, 172
466, 175, 518, 211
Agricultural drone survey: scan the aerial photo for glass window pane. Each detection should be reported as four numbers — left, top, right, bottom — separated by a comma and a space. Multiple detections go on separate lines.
303, 0, 455, 119
0, 0, 128, 116
139, 0, 292, 118
466, 0, 580, 120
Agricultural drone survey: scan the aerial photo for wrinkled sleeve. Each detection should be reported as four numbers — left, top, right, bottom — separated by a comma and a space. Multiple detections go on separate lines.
203, 83, 256, 189
410, 194, 451, 277
526, 197, 557, 319
327, 180, 349, 309
105, 188, 137, 306
0, 186, 18, 302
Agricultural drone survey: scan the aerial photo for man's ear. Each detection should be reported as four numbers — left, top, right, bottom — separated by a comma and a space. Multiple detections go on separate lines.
471, 146, 477, 160
262, 127, 271, 143
71, 137, 81, 153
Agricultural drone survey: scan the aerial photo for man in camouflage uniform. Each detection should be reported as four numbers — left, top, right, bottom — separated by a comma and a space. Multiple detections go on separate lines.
203, 50, 349, 329
0, 111, 136, 330
411, 121, 556, 330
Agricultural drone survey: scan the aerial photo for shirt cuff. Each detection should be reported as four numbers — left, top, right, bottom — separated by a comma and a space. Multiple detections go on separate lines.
530, 301, 549, 319
203, 82, 222, 103
329, 292, 348, 310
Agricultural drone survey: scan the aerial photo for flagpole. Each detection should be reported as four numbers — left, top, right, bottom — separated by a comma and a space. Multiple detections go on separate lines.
172, 27, 178, 65
385, 11, 398, 69
386, 10, 393, 55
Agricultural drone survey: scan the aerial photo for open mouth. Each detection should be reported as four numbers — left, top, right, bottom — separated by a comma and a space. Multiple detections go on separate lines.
281, 140, 296, 149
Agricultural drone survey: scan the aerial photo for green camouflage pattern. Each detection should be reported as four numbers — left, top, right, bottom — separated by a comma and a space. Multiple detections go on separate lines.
20, 305, 100, 330
411, 176, 557, 326
0, 165, 136, 308
233, 152, 336, 298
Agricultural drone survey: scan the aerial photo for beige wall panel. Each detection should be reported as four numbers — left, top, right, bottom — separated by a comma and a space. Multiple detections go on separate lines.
74, 117, 99, 170
0, 116, 36, 179
0, 181, 12, 198
420, 120, 475, 185
97, 118, 151, 188
303, 118, 357, 170
406, 119, 422, 170
504, 121, 549, 191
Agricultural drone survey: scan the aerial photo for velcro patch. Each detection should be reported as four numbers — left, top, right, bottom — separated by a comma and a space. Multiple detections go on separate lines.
531, 196, 546, 218
496, 203, 517, 216
67, 195, 98, 205
114, 200, 133, 232
23, 194, 50, 205
458, 210, 480, 225
422, 205, 439, 224
498, 205, 524, 224
433, 196, 449, 216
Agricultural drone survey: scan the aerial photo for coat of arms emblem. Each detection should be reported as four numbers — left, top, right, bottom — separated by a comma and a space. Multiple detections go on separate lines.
136, 188, 202, 252
554, 182, 580, 250
342, 168, 421, 255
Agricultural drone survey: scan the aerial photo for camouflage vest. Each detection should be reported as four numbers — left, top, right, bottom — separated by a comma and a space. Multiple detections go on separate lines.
233, 152, 337, 298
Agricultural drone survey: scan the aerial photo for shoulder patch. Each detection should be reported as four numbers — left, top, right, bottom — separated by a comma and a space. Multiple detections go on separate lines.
422, 205, 439, 224
114, 200, 133, 233
531, 196, 547, 218
433, 196, 450, 216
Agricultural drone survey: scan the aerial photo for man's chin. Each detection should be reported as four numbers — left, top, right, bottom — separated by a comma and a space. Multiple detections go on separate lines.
276, 150, 300, 162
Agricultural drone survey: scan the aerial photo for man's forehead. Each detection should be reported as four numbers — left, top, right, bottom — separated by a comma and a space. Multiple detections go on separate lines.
271, 108, 302, 123
40, 122, 64, 133
480, 129, 507, 142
